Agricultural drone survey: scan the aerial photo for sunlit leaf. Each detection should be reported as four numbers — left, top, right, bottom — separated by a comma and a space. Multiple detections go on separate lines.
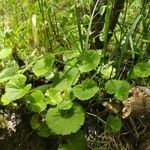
5, 74, 31, 101
105, 80, 118, 94
0, 47, 12, 59
32, 53, 55, 77
45, 103, 85, 135
0, 94, 11, 105
57, 100, 73, 110
55, 67, 80, 91
33, 84, 51, 93
0, 66, 19, 83
105, 80, 130, 100
45, 88, 63, 105
73, 79, 99, 100
63, 50, 80, 62
82, 14, 90, 25
100, 63, 116, 79
131, 61, 150, 78
99, 5, 107, 16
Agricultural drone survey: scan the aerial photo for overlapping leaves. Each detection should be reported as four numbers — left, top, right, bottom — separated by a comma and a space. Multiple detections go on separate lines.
0, 65, 19, 83
55, 67, 79, 91
105, 79, 130, 100
1, 74, 31, 105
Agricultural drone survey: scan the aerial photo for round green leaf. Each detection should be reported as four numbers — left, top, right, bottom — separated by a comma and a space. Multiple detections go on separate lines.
57, 90, 75, 110
77, 51, 100, 73
115, 82, 130, 100
105, 79, 119, 94
73, 79, 99, 100
105, 79, 130, 100
106, 115, 122, 133
32, 53, 55, 77
45, 103, 85, 135
131, 61, 150, 78
5, 74, 31, 101
31, 114, 42, 130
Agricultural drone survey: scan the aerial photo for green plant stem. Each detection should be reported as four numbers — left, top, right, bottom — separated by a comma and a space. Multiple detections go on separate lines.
86, 112, 106, 125
75, 2, 83, 51
85, 0, 99, 50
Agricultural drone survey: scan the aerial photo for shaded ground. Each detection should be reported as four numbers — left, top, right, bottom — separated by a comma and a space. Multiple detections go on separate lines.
0, 103, 150, 150
0, 105, 58, 150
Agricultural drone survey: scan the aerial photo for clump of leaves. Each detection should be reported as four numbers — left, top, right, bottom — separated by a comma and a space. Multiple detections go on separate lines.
1, 74, 31, 105
0, 0, 149, 149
